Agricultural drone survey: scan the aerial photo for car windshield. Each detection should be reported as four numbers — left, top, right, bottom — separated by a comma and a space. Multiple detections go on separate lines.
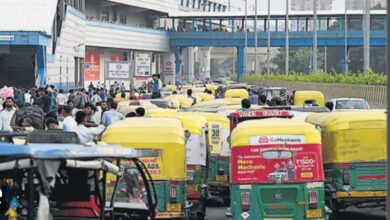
336, 100, 369, 109
263, 151, 293, 159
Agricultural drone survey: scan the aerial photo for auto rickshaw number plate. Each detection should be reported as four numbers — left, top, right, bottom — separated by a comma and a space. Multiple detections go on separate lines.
187, 185, 198, 193
167, 204, 181, 212
216, 175, 227, 182
306, 209, 322, 218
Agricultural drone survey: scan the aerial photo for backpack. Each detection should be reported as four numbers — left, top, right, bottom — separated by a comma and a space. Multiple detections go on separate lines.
15, 105, 45, 129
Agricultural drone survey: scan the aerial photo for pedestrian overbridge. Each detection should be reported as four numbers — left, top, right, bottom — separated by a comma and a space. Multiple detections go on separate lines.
166, 10, 387, 82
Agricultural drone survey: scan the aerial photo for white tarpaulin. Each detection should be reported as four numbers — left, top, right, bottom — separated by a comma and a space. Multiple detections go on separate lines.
186, 133, 207, 166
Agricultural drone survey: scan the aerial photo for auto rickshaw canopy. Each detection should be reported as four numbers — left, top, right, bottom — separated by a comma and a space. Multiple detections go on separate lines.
102, 117, 186, 180
231, 118, 321, 148
294, 91, 325, 107
192, 98, 242, 109
117, 100, 159, 115
305, 111, 386, 164
224, 89, 249, 99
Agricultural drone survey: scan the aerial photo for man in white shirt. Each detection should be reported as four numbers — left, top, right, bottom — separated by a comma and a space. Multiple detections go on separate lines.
62, 106, 77, 132
74, 111, 105, 144
24, 90, 32, 104
0, 97, 16, 131
91, 91, 102, 105
56, 89, 68, 106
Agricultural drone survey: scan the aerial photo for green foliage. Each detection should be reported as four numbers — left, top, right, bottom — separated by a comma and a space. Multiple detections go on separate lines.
244, 71, 387, 86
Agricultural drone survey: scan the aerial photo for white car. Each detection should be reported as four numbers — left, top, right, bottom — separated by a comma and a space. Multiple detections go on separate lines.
268, 169, 288, 182
326, 98, 370, 112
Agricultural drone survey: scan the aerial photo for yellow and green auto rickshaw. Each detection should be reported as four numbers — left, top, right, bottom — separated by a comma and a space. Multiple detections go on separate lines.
147, 111, 209, 219
102, 118, 188, 219
227, 118, 326, 220
224, 89, 249, 99
196, 112, 231, 205
306, 111, 386, 216
293, 91, 325, 107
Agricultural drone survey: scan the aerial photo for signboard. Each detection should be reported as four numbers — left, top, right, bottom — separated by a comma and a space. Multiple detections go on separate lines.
140, 157, 163, 179
249, 135, 305, 146
106, 61, 131, 80
0, 35, 14, 41
84, 50, 100, 80
135, 53, 151, 76
231, 143, 324, 184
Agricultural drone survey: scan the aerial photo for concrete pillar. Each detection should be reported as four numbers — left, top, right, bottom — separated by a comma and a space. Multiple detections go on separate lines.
171, 46, 182, 85
182, 47, 196, 82
198, 47, 212, 81
237, 47, 245, 82
37, 46, 47, 88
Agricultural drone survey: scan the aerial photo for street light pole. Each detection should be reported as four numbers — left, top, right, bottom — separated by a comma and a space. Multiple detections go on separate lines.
285, 0, 289, 75
254, 0, 258, 74
363, 0, 370, 74
244, 0, 248, 75
267, 0, 271, 74
344, 0, 349, 73
312, 0, 318, 73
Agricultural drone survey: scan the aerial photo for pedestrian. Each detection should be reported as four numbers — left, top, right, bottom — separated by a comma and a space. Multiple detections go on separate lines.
12, 116, 34, 132
91, 91, 102, 105
46, 117, 60, 130
98, 88, 106, 101
84, 103, 95, 123
121, 82, 126, 91
96, 82, 102, 90
187, 89, 196, 106
88, 82, 95, 90
62, 106, 77, 132
42, 90, 51, 113
91, 105, 101, 124
74, 111, 105, 144
14, 89, 25, 107
249, 90, 259, 105
0, 97, 17, 131
135, 107, 145, 117
101, 102, 124, 126
32, 91, 43, 108
24, 90, 32, 104
56, 89, 67, 107
239, 99, 251, 111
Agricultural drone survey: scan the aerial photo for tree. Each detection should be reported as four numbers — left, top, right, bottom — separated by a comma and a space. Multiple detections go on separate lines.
271, 47, 324, 73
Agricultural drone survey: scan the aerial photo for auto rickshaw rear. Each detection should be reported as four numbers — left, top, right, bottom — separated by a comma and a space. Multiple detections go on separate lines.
306, 111, 386, 215
228, 118, 325, 220
102, 118, 188, 219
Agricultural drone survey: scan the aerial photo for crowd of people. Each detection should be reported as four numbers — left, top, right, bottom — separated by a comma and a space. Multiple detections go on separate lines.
0, 82, 146, 144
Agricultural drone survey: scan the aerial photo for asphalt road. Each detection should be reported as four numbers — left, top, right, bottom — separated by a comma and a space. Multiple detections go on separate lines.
205, 197, 386, 220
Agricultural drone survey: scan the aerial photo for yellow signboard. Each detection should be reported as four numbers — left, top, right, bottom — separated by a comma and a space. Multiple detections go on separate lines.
140, 157, 164, 179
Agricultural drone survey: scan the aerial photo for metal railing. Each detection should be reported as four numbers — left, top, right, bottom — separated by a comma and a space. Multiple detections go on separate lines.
250, 80, 387, 109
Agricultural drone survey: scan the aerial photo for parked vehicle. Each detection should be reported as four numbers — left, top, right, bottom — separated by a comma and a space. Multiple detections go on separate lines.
293, 91, 325, 107
325, 98, 370, 112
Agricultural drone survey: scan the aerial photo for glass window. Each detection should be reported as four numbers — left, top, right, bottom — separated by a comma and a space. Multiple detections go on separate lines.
263, 151, 293, 159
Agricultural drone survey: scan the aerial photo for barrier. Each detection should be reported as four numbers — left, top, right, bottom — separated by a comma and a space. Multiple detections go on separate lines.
249, 80, 387, 109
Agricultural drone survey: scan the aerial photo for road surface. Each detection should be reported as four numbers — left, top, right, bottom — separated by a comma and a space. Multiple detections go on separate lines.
206, 197, 386, 220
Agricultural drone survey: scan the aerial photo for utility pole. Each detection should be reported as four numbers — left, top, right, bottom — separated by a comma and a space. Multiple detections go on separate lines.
344, 0, 349, 73
244, 0, 248, 75
363, 0, 370, 74
267, 0, 271, 74
285, 0, 289, 75
312, 0, 318, 73
254, 0, 258, 74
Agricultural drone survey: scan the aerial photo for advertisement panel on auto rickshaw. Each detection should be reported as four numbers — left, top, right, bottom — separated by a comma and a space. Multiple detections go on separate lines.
228, 118, 325, 220
102, 118, 187, 219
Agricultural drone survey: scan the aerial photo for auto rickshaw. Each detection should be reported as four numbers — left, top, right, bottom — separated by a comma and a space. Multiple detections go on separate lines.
196, 112, 231, 204
293, 91, 325, 107
206, 84, 219, 95
224, 89, 249, 99
165, 94, 201, 109
192, 98, 243, 109
227, 118, 326, 220
114, 91, 132, 102
146, 112, 209, 220
305, 111, 386, 216
117, 100, 159, 115
166, 85, 178, 92
102, 118, 188, 219
0, 143, 157, 220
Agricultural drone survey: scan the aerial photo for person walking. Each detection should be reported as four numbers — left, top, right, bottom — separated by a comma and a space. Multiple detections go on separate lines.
91, 91, 102, 105
0, 97, 17, 131
56, 89, 67, 107
24, 90, 32, 104
62, 106, 77, 132
101, 102, 124, 126
74, 111, 105, 144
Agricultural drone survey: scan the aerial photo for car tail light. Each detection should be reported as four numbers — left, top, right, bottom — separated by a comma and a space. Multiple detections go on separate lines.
187, 170, 194, 182
308, 191, 318, 209
241, 192, 250, 211
343, 170, 350, 185
218, 164, 224, 175
170, 187, 177, 203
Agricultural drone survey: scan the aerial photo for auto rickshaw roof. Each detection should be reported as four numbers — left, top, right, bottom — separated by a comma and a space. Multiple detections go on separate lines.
305, 111, 386, 132
103, 117, 186, 148
224, 89, 249, 99
231, 118, 320, 147
192, 98, 242, 108
146, 112, 207, 135
0, 143, 143, 159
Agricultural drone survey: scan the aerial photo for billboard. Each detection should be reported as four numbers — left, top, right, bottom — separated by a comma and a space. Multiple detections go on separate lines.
84, 50, 100, 81
135, 52, 151, 76
106, 61, 131, 80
